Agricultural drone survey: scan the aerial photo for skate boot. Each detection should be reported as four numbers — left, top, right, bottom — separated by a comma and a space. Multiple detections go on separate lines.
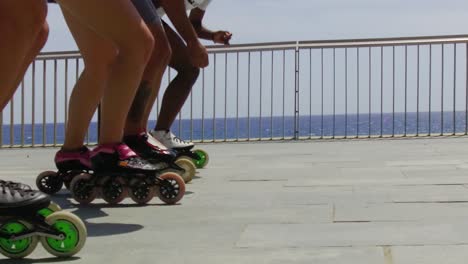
36, 146, 92, 195
124, 132, 196, 183
151, 130, 209, 169
0, 180, 87, 259
69, 143, 185, 205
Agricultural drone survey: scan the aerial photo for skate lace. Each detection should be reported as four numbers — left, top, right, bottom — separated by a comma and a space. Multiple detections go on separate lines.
0, 180, 33, 197
127, 157, 151, 168
171, 134, 188, 145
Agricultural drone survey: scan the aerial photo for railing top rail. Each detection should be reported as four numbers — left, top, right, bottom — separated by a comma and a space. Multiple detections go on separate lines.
36, 34, 468, 60
205, 41, 298, 53
36, 50, 82, 60
298, 34, 468, 48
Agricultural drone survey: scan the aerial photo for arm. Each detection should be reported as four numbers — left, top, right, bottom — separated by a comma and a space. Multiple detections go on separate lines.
159, 0, 198, 44
159, 0, 209, 67
189, 8, 232, 45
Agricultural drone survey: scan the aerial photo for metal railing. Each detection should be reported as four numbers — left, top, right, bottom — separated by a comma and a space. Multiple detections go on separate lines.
2, 34, 468, 147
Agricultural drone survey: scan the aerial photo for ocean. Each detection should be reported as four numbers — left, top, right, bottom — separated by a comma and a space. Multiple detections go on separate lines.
1, 112, 467, 146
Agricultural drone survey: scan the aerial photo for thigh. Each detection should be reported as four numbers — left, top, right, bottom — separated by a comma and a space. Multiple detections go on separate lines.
0, 0, 47, 27
56, 0, 150, 47
60, 7, 116, 64
162, 21, 193, 71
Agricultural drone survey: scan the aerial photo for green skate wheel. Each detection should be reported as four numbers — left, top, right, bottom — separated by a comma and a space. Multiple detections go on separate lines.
36, 202, 63, 219
193, 149, 209, 169
48, 202, 62, 212
0, 221, 38, 259
175, 158, 196, 183
40, 211, 87, 258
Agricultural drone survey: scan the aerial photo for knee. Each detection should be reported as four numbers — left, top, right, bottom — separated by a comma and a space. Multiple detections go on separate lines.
27, 1, 48, 27
118, 27, 154, 66
179, 66, 200, 85
34, 22, 49, 51
0, 1, 47, 38
27, 1, 48, 33
140, 30, 155, 63
153, 38, 172, 66
83, 47, 118, 77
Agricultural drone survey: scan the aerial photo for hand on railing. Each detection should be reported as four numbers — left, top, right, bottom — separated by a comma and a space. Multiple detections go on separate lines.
212, 31, 232, 45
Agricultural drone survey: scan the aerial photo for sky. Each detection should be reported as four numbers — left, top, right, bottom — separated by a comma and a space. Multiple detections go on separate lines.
44, 0, 468, 51
3, 0, 468, 128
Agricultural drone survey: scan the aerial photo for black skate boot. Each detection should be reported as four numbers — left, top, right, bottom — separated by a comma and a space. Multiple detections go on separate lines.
124, 132, 196, 183
0, 180, 87, 259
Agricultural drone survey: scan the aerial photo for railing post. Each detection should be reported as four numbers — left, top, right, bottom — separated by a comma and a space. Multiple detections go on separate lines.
97, 104, 101, 143
294, 41, 300, 140
0, 110, 2, 148
465, 43, 468, 135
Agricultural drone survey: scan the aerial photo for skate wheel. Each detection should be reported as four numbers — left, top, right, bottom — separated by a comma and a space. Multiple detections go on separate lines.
193, 149, 209, 169
48, 202, 62, 212
63, 175, 73, 190
101, 176, 128, 205
129, 180, 156, 205
64, 181, 71, 190
40, 211, 87, 257
156, 172, 185, 205
0, 221, 38, 259
175, 158, 196, 183
70, 173, 97, 205
36, 171, 63, 194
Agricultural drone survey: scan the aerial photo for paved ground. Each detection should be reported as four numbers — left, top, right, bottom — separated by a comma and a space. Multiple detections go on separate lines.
2, 137, 468, 263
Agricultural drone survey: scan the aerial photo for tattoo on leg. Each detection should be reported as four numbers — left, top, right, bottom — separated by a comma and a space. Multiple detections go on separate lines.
128, 80, 151, 122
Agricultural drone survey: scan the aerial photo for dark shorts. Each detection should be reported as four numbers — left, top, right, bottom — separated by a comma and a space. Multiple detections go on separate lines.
48, 0, 161, 26
131, 0, 161, 25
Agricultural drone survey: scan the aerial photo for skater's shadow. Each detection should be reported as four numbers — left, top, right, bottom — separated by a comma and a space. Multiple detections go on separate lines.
71, 206, 143, 237
50, 189, 193, 237
50, 193, 144, 238
0, 256, 80, 263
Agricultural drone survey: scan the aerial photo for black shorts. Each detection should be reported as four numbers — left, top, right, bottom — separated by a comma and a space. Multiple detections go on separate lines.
131, 0, 161, 25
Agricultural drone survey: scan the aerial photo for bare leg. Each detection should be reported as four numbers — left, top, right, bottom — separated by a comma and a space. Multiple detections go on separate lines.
59, 8, 117, 150
125, 22, 171, 135
154, 22, 200, 131
56, 0, 154, 145
0, 0, 48, 110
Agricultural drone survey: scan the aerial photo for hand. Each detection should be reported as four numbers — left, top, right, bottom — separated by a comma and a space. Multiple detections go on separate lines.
187, 40, 209, 68
213, 31, 232, 45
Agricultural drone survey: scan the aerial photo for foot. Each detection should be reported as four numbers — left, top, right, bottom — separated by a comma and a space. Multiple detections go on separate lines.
0, 180, 50, 210
55, 146, 92, 171
150, 130, 194, 149
124, 132, 176, 164
90, 143, 166, 172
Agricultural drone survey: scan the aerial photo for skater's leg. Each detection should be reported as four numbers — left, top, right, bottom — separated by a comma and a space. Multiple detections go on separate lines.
0, 0, 48, 110
60, 7, 118, 151
125, 4, 172, 135
56, 0, 155, 145
154, 21, 200, 131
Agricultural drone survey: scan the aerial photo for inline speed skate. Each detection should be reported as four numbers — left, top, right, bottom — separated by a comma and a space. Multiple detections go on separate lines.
36, 146, 92, 195
124, 132, 196, 183
69, 143, 185, 205
0, 180, 87, 259
151, 130, 209, 169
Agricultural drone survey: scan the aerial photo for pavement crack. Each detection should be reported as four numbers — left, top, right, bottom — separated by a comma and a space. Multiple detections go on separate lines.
382, 246, 394, 264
